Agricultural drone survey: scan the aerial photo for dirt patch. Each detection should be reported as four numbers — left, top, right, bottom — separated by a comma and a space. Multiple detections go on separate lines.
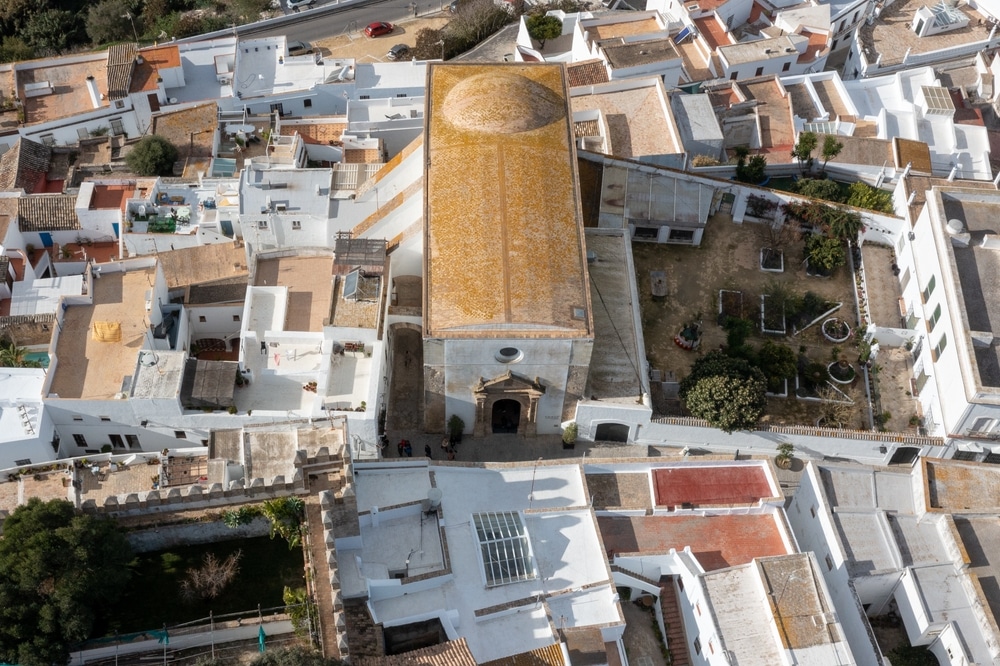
312, 16, 452, 62
621, 602, 669, 666
632, 216, 868, 428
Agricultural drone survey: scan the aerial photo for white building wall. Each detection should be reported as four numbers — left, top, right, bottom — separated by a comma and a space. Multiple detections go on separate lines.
188, 304, 244, 343
786, 464, 883, 663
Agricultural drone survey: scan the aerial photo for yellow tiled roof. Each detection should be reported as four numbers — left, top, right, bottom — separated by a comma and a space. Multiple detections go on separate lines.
423, 63, 591, 339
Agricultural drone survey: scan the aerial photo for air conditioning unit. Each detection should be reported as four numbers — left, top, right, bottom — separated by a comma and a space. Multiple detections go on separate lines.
275, 203, 287, 212
686, 3, 699, 10
765, 48, 773, 54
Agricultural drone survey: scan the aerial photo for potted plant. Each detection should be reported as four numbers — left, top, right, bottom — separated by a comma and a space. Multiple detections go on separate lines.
562, 422, 578, 449
447, 414, 464, 445
775, 442, 794, 469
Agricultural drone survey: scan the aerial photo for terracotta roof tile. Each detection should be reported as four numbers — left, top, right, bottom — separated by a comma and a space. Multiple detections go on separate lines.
653, 466, 775, 507
481, 642, 567, 665
107, 43, 138, 100
0, 138, 52, 194
565, 60, 609, 88
356, 637, 477, 666
16, 194, 79, 232
288, 119, 348, 145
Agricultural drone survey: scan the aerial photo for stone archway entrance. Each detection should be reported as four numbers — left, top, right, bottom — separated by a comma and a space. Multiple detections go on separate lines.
492, 399, 521, 434
473, 371, 545, 437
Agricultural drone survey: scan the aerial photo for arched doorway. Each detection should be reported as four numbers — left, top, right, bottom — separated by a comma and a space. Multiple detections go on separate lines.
595, 422, 630, 442
492, 399, 521, 434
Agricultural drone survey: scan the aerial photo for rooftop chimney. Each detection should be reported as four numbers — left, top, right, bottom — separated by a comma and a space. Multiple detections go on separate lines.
85, 76, 101, 109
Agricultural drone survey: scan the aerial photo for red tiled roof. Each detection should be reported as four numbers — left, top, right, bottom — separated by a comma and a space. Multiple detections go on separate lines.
566, 59, 610, 88
796, 30, 828, 64
694, 16, 732, 51
653, 466, 773, 507
598, 514, 790, 571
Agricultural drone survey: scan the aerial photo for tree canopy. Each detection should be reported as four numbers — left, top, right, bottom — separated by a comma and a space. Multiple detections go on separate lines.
791, 131, 817, 174
125, 135, 179, 176
679, 351, 767, 433
0, 499, 133, 666
526, 14, 562, 47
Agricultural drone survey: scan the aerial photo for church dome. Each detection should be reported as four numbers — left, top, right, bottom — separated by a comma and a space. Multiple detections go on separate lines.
442, 71, 564, 134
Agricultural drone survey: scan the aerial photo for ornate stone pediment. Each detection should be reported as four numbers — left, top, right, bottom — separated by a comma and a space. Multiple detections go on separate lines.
473, 370, 545, 394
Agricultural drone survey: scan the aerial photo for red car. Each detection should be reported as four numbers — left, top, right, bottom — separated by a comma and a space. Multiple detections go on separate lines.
364, 22, 394, 37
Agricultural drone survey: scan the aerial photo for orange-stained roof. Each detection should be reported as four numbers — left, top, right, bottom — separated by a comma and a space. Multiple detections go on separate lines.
653, 465, 775, 507
130, 45, 181, 94
694, 16, 732, 51
90, 183, 132, 211
598, 514, 790, 571
796, 30, 828, 64
423, 63, 592, 338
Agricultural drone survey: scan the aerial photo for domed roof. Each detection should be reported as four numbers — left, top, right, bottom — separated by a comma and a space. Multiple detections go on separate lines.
442, 71, 564, 134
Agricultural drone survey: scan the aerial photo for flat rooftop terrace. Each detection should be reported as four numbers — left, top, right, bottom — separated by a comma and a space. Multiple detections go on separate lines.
570, 83, 681, 158
652, 464, 776, 507
925, 460, 1000, 512
18, 56, 108, 125
597, 513, 791, 570
939, 192, 1000, 388
254, 256, 334, 332
49, 268, 155, 400
860, 0, 990, 66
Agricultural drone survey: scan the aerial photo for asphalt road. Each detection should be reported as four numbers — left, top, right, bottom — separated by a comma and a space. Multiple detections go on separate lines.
245, 0, 451, 43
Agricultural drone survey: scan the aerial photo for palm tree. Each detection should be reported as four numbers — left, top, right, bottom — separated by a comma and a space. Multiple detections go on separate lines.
0, 339, 40, 368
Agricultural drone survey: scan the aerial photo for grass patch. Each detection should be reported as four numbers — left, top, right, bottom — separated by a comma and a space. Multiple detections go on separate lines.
98, 535, 304, 636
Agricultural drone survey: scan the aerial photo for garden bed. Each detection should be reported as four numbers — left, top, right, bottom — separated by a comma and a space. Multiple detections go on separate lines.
822, 317, 852, 343
760, 248, 784, 272
760, 294, 786, 335
94, 535, 304, 636
718, 289, 743, 325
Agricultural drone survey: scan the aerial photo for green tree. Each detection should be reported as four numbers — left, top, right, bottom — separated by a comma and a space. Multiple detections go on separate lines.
884, 646, 938, 666
283, 586, 315, 636
820, 134, 843, 173
86, 0, 136, 45
0, 0, 51, 32
526, 14, 562, 48
735, 153, 767, 184
261, 497, 305, 548
805, 234, 846, 272
685, 373, 766, 433
790, 131, 817, 174
0, 338, 41, 368
756, 340, 797, 392
249, 645, 343, 666
0, 499, 133, 666
125, 135, 179, 176
0, 36, 35, 63
680, 351, 765, 399
411, 27, 446, 60
23, 9, 81, 55
846, 181, 894, 214
793, 178, 844, 203
228, 0, 270, 23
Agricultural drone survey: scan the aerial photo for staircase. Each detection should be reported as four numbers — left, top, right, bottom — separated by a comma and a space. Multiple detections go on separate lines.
659, 576, 692, 666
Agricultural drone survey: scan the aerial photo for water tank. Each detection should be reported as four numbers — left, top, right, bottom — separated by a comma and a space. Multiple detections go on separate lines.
427, 488, 444, 511
946, 218, 965, 235
586, 251, 597, 264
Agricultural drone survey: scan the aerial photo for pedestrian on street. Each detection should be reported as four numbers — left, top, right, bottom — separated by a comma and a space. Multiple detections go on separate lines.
447, 447, 456, 461
403, 440, 413, 457
424, 444, 432, 458
397, 440, 405, 457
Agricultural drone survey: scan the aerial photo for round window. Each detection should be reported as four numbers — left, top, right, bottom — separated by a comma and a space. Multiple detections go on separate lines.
495, 347, 523, 363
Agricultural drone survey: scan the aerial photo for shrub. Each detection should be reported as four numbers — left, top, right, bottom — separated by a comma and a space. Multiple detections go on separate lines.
846, 181, 894, 214
684, 373, 766, 433
792, 178, 845, 203
525, 14, 562, 47
805, 234, 846, 272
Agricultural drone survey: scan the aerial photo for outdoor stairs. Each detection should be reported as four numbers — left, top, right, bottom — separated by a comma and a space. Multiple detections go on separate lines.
660, 575, 692, 666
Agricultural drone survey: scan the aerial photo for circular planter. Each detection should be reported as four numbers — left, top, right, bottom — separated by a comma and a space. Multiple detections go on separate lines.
822, 317, 851, 343
775, 455, 792, 469
827, 361, 856, 384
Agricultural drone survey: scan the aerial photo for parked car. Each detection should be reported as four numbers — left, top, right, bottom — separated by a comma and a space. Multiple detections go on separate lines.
287, 0, 315, 9
386, 43, 410, 60
287, 40, 312, 55
364, 22, 394, 37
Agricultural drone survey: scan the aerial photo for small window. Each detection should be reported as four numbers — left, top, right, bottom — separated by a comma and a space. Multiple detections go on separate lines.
199, 315, 207, 323
810, 506, 817, 518
782, 62, 791, 72
109, 434, 125, 449
303, 98, 312, 108
954, 449, 979, 461
927, 304, 942, 332
359, 94, 370, 100
73, 434, 88, 447
755, 66, 764, 77
932, 333, 948, 361
831, 39, 838, 50
921, 275, 936, 303
396, 93, 407, 98
174, 431, 187, 439
971, 417, 997, 435
232, 314, 240, 322
14, 458, 31, 466
695, 602, 701, 616
730, 71, 739, 81
495, 347, 523, 363
693, 637, 701, 654
292, 220, 301, 230
825, 554, 834, 570
125, 434, 140, 449
676, 577, 684, 591
100, 416, 111, 422
73, 415, 84, 422
270, 102, 285, 115
257, 220, 268, 229
572, 306, 586, 320
853, 9, 860, 22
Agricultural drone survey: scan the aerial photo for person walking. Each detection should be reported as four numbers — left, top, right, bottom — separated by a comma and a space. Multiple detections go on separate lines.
397, 440, 405, 457
403, 440, 413, 457
424, 443, 432, 458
